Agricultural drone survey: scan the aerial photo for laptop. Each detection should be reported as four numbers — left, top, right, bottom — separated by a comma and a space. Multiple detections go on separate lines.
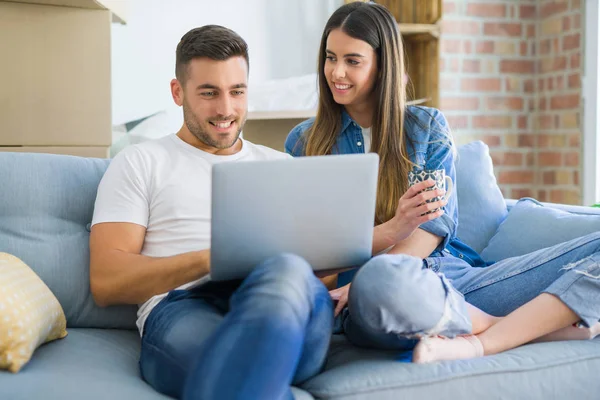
210, 153, 379, 281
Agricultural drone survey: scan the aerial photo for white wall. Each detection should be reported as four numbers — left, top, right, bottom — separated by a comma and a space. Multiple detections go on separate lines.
111, 0, 342, 125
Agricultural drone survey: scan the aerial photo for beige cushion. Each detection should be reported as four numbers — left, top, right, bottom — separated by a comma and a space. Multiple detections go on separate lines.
0, 252, 67, 372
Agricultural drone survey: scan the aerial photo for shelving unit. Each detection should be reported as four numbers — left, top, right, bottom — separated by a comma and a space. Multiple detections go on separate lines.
346, 0, 442, 108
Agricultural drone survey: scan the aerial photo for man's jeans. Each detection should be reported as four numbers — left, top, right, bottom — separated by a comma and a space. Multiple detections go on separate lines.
342, 232, 600, 350
139, 253, 333, 400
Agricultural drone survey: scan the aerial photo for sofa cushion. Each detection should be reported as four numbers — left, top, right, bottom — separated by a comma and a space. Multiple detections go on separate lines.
0, 152, 136, 329
0, 252, 68, 372
0, 328, 314, 400
301, 334, 600, 399
0, 329, 167, 399
480, 198, 600, 262
455, 141, 507, 254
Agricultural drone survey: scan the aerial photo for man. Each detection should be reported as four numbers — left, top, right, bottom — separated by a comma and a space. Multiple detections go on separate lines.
89, 25, 332, 400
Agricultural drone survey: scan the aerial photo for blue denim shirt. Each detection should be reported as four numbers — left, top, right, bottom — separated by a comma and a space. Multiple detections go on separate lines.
285, 106, 487, 269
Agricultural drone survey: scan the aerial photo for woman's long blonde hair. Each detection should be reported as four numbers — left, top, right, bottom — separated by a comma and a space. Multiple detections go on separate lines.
303, 2, 414, 225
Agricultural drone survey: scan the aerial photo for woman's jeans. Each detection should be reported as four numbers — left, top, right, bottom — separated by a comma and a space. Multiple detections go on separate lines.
139, 253, 333, 400
342, 232, 600, 350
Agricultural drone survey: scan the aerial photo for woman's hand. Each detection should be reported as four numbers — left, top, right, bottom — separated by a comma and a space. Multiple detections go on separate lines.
330, 283, 350, 316
388, 179, 447, 243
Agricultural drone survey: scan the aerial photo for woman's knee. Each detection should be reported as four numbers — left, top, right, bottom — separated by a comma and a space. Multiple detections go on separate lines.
349, 254, 447, 335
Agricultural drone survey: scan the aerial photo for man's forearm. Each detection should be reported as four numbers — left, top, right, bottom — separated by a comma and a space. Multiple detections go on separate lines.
91, 249, 210, 307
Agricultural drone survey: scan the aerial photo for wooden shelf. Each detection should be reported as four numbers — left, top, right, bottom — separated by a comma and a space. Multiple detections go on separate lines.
399, 23, 440, 38
2, 0, 126, 23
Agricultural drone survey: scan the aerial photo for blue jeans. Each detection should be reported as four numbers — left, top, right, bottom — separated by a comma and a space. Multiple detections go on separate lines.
139, 254, 333, 400
342, 232, 600, 350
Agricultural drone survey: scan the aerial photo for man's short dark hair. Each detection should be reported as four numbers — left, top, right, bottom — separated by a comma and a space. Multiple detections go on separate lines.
175, 25, 249, 84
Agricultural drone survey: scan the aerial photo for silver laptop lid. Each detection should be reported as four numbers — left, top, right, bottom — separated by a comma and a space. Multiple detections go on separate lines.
210, 153, 378, 281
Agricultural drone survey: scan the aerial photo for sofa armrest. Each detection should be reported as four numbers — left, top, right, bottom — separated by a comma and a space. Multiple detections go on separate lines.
506, 198, 600, 216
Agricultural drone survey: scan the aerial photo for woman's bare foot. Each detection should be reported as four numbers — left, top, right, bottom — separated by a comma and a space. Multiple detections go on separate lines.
412, 335, 484, 364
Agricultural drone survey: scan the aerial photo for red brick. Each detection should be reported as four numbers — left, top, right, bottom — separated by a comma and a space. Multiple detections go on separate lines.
524, 79, 535, 93
565, 152, 580, 166
483, 23, 522, 37
571, 53, 581, 69
440, 97, 480, 111
461, 78, 502, 92
572, 0, 581, 10
569, 133, 581, 147
476, 41, 495, 54
463, 40, 473, 54
540, 39, 551, 55
540, 56, 568, 73
538, 134, 567, 147
538, 78, 545, 91
540, 1, 569, 18
574, 14, 581, 29
518, 134, 536, 147
562, 16, 571, 31
473, 116, 513, 129
557, 76, 565, 90
527, 24, 536, 38
482, 135, 502, 147
548, 77, 554, 91
543, 171, 556, 185
520, 42, 528, 56
563, 33, 580, 51
539, 98, 547, 111
467, 3, 507, 17
486, 97, 524, 111
527, 152, 535, 167
539, 152, 562, 167
550, 94, 580, 110
442, 39, 462, 53
442, 20, 481, 35
568, 73, 581, 89
443, 1, 456, 14
490, 151, 523, 166
441, 77, 457, 91
574, 171, 580, 186
518, 115, 528, 129
537, 115, 553, 130
445, 115, 468, 129
498, 171, 534, 184
520, 5, 537, 19
462, 59, 481, 73
500, 60, 536, 74
537, 190, 548, 202
512, 188, 534, 199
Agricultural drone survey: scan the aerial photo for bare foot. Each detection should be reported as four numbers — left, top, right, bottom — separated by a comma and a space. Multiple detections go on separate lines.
412, 335, 484, 364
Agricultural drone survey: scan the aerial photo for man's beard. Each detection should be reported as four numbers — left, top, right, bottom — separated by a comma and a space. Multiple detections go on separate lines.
183, 100, 245, 150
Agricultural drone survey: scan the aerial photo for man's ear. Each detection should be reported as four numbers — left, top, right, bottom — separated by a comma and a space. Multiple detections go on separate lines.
171, 78, 184, 106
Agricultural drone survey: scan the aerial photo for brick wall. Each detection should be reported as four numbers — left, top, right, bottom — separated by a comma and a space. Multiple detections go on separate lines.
440, 0, 584, 204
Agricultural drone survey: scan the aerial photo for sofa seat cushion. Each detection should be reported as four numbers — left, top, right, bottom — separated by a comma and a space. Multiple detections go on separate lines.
0, 328, 314, 400
301, 335, 600, 399
0, 329, 168, 400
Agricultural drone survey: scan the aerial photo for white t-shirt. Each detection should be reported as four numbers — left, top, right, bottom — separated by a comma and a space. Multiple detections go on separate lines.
362, 126, 372, 153
91, 134, 290, 334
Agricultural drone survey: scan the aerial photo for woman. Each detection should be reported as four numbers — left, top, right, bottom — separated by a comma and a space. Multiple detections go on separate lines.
285, 1, 600, 363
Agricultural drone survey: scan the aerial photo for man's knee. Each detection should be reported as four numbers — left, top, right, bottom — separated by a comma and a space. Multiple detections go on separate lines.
349, 254, 446, 334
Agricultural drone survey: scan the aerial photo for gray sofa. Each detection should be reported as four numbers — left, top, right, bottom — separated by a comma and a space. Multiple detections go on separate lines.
1, 141, 599, 399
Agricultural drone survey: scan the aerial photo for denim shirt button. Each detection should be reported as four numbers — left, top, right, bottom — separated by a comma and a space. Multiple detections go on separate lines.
357, 142, 362, 146
459, 254, 464, 259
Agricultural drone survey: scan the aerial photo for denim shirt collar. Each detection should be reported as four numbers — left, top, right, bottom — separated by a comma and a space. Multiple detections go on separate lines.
341, 108, 356, 133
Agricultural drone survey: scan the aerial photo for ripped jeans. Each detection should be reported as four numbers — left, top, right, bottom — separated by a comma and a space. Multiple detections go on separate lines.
340, 232, 600, 350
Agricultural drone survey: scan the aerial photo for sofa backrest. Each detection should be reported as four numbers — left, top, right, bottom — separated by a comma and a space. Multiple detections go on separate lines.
0, 141, 506, 328
0, 152, 137, 329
